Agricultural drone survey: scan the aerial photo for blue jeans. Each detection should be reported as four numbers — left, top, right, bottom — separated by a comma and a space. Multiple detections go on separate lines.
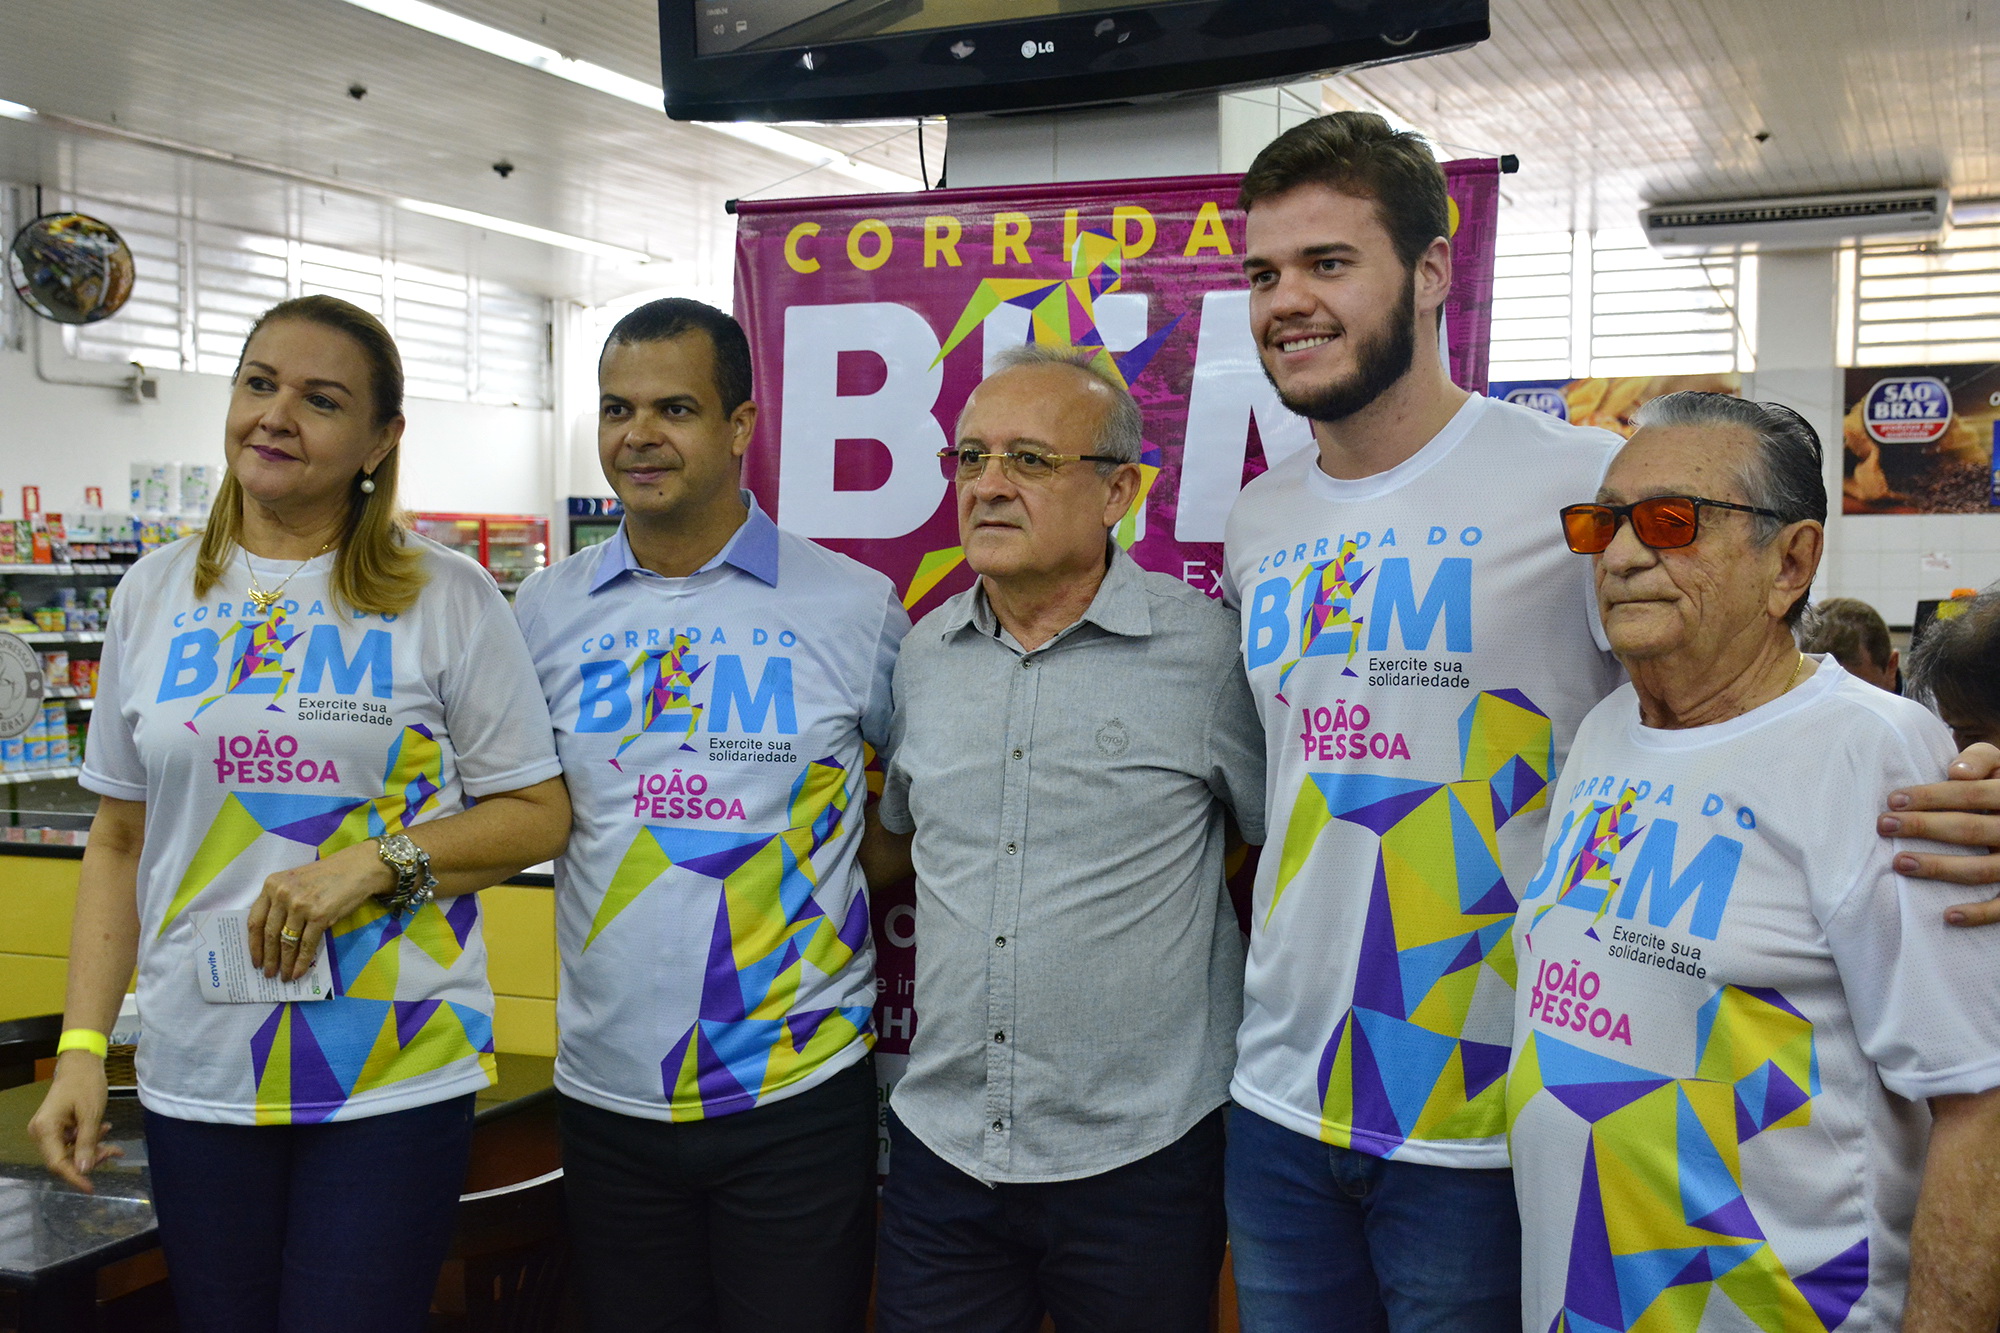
144, 1093, 475, 1333
877, 1107, 1227, 1333
1225, 1105, 1519, 1333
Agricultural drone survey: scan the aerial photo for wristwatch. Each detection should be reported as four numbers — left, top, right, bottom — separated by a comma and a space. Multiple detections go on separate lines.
374, 833, 438, 915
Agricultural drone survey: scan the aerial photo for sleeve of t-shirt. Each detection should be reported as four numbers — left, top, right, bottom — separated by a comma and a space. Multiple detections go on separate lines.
1820, 718, 2000, 1100
440, 579, 565, 798
1204, 636, 1268, 845
78, 564, 149, 803
877, 654, 916, 836
860, 586, 911, 754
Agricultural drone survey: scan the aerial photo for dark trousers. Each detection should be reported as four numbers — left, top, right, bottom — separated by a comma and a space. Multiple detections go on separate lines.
557, 1057, 878, 1333
875, 1106, 1228, 1333
143, 1093, 476, 1333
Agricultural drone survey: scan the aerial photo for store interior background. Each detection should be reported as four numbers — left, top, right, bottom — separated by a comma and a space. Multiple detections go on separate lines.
3, 0, 1995, 619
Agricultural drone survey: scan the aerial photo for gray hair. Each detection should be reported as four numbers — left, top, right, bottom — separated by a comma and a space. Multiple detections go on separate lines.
1631, 390, 1826, 625
1907, 586, 2000, 734
972, 343, 1144, 472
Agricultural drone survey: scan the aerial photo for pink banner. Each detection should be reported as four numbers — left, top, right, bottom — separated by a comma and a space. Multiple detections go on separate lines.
732, 167, 1498, 1072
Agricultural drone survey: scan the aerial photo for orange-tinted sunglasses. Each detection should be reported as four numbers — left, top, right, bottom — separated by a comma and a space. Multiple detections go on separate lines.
1559, 495, 1780, 554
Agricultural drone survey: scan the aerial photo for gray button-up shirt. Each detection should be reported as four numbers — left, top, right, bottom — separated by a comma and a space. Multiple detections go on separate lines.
880, 546, 1266, 1183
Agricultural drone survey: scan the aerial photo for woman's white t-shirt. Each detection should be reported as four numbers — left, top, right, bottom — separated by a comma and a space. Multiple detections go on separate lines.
81, 535, 563, 1125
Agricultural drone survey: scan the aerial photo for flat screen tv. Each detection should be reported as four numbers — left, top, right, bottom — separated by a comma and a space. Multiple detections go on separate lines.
662, 0, 1487, 122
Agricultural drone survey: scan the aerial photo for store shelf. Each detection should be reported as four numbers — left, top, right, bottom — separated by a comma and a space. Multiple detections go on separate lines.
17, 631, 105, 645
0, 766, 81, 786
44, 686, 93, 699
59, 698, 96, 712
0, 562, 131, 575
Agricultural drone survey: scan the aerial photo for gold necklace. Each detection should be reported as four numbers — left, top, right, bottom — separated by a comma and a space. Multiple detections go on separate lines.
1781, 652, 1807, 695
243, 541, 333, 613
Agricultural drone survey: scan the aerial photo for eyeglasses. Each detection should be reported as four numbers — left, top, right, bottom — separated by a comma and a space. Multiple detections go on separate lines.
1559, 495, 1781, 554
938, 447, 1124, 483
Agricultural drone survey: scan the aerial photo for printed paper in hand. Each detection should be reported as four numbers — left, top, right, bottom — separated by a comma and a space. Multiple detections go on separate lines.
189, 909, 335, 1004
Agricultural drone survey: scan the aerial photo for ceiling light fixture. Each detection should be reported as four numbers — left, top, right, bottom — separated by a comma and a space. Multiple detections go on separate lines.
0, 99, 665, 266
334, 0, 921, 194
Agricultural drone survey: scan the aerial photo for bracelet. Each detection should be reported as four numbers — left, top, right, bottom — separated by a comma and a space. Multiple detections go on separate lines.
56, 1029, 109, 1059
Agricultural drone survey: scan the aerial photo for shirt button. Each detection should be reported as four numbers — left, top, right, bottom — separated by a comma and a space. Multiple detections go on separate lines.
995, 936, 1007, 948
1012, 749, 1023, 760
992, 1119, 1005, 1132
1006, 842, 1018, 855
994, 1031, 1006, 1043
1021, 658, 1033, 669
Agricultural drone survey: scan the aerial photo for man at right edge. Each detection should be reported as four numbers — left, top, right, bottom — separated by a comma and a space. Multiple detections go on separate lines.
1219, 111, 2000, 1331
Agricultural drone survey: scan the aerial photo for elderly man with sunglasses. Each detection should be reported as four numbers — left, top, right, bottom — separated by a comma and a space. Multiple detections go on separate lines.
1509, 391, 2000, 1332
860, 343, 1265, 1333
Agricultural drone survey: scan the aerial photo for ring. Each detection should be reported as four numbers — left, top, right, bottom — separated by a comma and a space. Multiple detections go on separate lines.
280, 928, 302, 943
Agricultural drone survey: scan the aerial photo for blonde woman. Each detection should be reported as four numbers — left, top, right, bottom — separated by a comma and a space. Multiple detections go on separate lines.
29, 295, 570, 1333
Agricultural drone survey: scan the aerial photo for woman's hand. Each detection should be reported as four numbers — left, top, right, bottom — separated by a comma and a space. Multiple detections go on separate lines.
247, 841, 396, 980
27, 1051, 124, 1192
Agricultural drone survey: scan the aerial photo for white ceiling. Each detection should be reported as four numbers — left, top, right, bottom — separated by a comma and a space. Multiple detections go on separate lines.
0, 0, 1993, 302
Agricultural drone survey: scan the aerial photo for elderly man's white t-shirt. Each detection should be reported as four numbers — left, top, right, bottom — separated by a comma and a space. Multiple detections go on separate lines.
1508, 659, 2000, 1332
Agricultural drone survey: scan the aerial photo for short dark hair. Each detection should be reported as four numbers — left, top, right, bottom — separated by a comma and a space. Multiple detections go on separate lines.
1799, 597, 1892, 672
603, 298, 753, 414
1631, 391, 1826, 627
238, 294, 403, 427
1908, 588, 2000, 736
1238, 111, 1451, 273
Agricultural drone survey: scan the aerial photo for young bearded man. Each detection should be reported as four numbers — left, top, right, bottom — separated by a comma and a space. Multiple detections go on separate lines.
1219, 112, 2000, 1332
512, 299, 908, 1333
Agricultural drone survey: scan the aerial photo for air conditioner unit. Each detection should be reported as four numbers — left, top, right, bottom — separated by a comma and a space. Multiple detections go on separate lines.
1641, 187, 1949, 250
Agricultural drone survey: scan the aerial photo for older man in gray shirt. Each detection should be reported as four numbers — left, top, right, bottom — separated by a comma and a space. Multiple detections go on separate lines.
863, 345, 1265, 1333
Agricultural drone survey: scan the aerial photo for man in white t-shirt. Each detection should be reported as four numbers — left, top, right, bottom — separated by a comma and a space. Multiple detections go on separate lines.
1220, 111, 2000, 1333
1221, 109, 1624, 1331
514, 299, 907, 1333
1511, 391, 2000, 1331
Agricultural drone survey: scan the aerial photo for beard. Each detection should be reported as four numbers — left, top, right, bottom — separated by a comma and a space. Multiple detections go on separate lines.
1262, 269, 1418, 424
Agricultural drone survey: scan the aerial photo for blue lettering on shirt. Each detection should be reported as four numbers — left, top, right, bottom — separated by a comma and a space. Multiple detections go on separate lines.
709, 656, 798, 734
1367, 558, 1472, 653
158, 628, 221, 701
298, 626, 394, 698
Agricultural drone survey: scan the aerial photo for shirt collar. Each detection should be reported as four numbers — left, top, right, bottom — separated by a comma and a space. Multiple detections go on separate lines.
587, 490, 781, 593
941, 542, 1154, 643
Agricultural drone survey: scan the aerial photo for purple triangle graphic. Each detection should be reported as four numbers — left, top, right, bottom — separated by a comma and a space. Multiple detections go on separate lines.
1796, 1237, 1869, 1330
1446, 931, 1488, 973
1669, 1250, 1713, 1286
1690, 1194, 1764, 1240
1460, 1039, 1511, 1101
1547, 1078, 1672, 1123
444, 892, 478, 947
1760, 1063, 1810, 1128
284, 1005, 347, 1123
250, 1005, 284, 1084
1338, 786, 1441, 837
394, 998, 441, 1048
1564, 1140, 1624, 1327
1466, 878, 1518, 915
1113, 312, 1184, 386
1350, 859, 1406, 1018
1739, 985, 1807, 1022
692, 1024, 755, 1118
1734, 1092, 1759, 1145
680, 837, 775, 881
1345, 1015, 1403, 1148
788, 1007, 833, 1051
838, 889, 870, 951
699, 894, 748, 1023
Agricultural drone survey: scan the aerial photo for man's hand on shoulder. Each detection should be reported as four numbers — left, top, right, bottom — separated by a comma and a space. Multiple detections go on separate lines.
1880, 743, 2000, 926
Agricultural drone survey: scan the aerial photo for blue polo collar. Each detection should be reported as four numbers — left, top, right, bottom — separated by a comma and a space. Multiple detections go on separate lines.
587, 490, 781, 592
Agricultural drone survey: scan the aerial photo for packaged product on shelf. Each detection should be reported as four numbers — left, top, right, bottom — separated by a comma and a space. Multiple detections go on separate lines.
130, 462, 175, 514
88, 586, 110, 611
43, 514, 70, 562
178, 463, 216, 517
30, 527, 52, 564
74, 658, 98, 696
39, 651, 69, 688
33, 607, 64, 632
69, 720, 87, 763
0, 737, 19, 772
20, 486, 40, 518
7, 520, 30, 563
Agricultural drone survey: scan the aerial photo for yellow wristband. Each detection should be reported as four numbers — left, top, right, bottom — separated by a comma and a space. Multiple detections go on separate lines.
56, 1029, 108, 1059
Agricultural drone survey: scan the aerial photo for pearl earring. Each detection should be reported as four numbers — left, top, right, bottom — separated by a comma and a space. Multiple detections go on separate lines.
359, 475, 376, 494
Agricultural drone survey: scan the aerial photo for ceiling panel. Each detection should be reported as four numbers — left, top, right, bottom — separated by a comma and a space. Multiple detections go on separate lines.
1331, 0, 1999, 233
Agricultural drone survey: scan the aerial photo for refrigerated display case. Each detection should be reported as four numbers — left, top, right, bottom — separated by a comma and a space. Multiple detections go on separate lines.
568, 496, 623, 554
410, 513, 549, 594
